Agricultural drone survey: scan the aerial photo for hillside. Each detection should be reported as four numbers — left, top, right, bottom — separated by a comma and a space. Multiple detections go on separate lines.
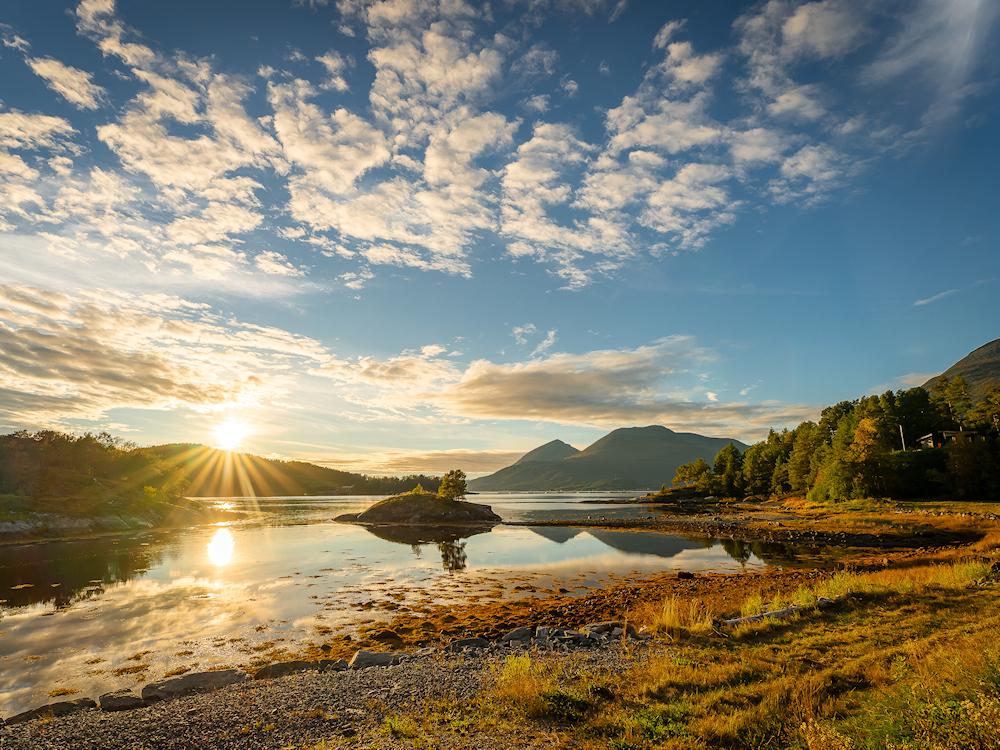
469, 426, 747, 491
923, 338, 1000, 401
0, 433, 439, 502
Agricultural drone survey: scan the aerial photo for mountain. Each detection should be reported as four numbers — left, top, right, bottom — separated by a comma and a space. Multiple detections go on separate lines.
513, 439, 581, 463
923, 338, 1000, 401
469, 425, 747, 491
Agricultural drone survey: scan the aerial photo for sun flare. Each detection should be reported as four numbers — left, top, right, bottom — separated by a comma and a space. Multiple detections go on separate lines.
206, 527, 235, 567
213, 419, 249, 452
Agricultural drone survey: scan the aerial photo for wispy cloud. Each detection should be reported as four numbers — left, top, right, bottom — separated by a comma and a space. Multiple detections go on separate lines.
913, 288, 959, 306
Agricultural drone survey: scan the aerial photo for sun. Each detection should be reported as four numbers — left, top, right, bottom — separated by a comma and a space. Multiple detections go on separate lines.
213, 418, 249, 452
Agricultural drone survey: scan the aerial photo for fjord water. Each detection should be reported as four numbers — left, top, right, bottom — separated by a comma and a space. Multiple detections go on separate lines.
1, 494, 795, 715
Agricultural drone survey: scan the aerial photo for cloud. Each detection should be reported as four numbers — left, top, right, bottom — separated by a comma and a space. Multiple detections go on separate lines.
531, 329, 557, 356
0, 283, 328, 426
431, 336, 814, 439
308, 333, 814, 440
315, 50, 352, 91
864, 0, 998, 87
782, 0, 868, 59
26, 56, 107, 109
255, 250, 306, 277
913, 288, 958, 307
512, 323, 538, 345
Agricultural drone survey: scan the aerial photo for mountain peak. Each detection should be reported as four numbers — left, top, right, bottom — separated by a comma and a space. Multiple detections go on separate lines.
514, 439, 580, 464
923, 337, 1000, 401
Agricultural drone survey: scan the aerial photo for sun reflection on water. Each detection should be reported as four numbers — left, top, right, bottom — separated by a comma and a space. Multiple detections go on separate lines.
206, 527, 235, 567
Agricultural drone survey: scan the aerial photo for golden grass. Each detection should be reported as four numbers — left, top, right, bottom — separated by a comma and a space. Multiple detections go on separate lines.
490, 654, 556, 717
637, 595, 715, 638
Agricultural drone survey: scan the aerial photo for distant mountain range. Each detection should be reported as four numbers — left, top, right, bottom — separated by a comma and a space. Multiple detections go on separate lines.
923, 338, 1000, 401
468, 426, 747, 492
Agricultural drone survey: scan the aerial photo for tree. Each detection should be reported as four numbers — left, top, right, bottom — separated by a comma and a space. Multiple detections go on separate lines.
437, 469, 467, 500
712, 443, 744, 497
788, 422, 823, 491
969, 387, 1000, 434
673, 458, 713, 494
932, 376, 972, 429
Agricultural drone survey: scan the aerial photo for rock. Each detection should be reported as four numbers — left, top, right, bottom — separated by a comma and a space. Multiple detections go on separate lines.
500, 626, 533, 643
6, 698, 96, 725
446, 637, 490, 652
677, 570, 695, 579
336, 493, 501, 525
348, 650, 402, 669
98, 690, 145, 712
585, 621, 638, 638
319, 658, 349, 672
253, 660, 317, 680
141, 669, 248, 703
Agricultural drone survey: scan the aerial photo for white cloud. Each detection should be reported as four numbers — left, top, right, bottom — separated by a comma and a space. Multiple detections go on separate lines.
913, 288, 958, 307
512, 323, 537, 344
255, 250, 306, 277
771, 143, 846, 202
782, 0, 868, 59
768, 83, 825, 120
523, 94, 550, 113
269, 79, 390, 194
0, 283, 327, 426
26, 57, 107, 109
315, 50, 352, 91
865, 0, 998, 87
531, 329, 558, 356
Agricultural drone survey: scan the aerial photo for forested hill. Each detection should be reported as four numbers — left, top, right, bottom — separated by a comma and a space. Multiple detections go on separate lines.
923, 338, 1000, 401
0, 433, 440, 501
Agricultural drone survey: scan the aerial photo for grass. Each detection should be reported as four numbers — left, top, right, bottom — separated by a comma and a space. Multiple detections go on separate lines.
366, 553, 1000, 750
638, 595, 715, 638
381, 715, 420, 740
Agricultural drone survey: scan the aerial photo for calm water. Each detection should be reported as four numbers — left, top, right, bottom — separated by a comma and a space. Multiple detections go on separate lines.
0, 494, 813, 715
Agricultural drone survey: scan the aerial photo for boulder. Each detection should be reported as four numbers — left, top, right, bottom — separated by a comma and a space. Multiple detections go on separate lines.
585, 621, 638, 638
677, 570, 695, 580
253, 661, 317, 680
500, 626, 533, 643
446, 637, 490, 652
141, 669, 248, 703
319, 658, 349, 672
348, 650, 402, 669
98, 690, 145, 712
6, 698, 96, 725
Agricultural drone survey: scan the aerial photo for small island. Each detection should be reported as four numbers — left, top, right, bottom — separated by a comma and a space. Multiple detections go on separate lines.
335, 471, 502, 527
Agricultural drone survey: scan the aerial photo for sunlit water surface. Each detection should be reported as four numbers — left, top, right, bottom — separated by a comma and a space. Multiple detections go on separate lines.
1, 494, 814, 715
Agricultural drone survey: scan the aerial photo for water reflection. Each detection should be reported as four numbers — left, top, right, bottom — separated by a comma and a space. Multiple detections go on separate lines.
0, 495, 843, 717
354, 524, 493, 572
0, 534, 169, 609
206, 527, 235, 567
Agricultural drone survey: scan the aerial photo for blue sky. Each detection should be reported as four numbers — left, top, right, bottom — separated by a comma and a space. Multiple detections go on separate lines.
0, 0, 997, 475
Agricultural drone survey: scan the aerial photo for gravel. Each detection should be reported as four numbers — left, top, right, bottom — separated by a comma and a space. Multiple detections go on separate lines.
0, 654, 486, 749
0, 644, 655, 749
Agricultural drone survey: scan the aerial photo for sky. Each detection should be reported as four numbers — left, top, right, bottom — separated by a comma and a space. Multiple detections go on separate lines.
0, 0, 998, 476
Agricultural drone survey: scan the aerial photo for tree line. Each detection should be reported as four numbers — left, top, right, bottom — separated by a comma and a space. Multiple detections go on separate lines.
673, 377, 1000, 501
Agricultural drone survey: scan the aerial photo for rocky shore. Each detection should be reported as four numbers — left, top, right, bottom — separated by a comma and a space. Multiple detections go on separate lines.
0, 622, 649, 749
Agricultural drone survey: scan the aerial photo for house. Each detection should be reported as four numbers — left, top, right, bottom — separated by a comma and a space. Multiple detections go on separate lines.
916, 430, 984, 449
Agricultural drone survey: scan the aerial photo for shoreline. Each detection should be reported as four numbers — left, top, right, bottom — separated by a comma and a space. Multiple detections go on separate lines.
2, 499, 997, 728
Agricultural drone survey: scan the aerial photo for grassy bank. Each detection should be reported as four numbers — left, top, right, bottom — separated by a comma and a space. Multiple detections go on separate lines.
342, 552, 1000, 749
